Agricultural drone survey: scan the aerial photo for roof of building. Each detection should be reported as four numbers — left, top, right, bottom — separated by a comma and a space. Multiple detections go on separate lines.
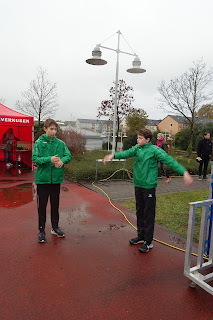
147, 119, 161, 126
161, 115, 187, 123
162, 115, 213, 125
196, 118, 213, 125
158, 114, 213, 127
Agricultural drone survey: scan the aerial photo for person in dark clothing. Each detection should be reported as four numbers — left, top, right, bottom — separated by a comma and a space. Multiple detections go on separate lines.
197, 132, 212, 180
2, 128, 18, 168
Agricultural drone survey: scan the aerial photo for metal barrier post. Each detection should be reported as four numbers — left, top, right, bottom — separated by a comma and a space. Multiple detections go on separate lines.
184, 199, 213, 295
205, 161, 213, 255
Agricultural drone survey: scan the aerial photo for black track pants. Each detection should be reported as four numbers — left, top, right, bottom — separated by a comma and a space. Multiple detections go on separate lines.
135, 186, 156, 244
198, 155, 210, 177
37, 184, 61, 231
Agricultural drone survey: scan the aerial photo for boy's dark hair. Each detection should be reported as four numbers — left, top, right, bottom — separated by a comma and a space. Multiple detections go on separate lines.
44, 119, 58, 128
204, 132, 210, 137
137, 128, 153, 140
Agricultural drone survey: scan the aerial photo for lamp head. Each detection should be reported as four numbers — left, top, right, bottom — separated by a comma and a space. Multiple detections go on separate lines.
127, 56, 146, 74
86, 46, 107, 65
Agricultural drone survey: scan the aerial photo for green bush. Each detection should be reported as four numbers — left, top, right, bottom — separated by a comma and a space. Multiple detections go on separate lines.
174, 122, 213, 151
34, 122, 44, 137
175, 129, 190, 151
64, 150, 134, 182
123, 133, 137, 150
159, 154, 211, 176
151, 130, 160, 145
102, 141, 112, 150
64, 149, 209, 182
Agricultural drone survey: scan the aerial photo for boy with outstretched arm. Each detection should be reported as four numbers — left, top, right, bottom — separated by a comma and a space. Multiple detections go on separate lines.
104, 128, 193, 253
32, 119, 72, 243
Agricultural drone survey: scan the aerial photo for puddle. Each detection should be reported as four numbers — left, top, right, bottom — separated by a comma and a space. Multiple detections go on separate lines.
0, 183, 36, 208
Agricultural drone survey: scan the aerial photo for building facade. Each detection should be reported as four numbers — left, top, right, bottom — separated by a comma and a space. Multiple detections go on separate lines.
145, 119, 160, 132
76, 119, 112, 134
158, 115, 190, 135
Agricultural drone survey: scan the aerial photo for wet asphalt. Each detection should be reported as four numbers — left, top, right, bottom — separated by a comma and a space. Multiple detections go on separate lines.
82, 175, 210, 201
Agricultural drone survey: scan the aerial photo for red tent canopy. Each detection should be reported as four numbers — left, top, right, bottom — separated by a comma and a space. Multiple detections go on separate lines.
0, 104, 34, 167
0, 103, 34, 126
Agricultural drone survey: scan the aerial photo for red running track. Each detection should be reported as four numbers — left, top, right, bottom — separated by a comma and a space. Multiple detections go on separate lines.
0, 172, 213, 320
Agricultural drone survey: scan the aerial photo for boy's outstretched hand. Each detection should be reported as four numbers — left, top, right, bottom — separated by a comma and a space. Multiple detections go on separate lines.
183, 171, 193, 186
104, 154, 114, 165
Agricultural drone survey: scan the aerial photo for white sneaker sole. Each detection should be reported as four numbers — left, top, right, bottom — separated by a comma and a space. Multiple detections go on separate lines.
133, 241, 144, 245
129, 239, 144, 245
51, 229, 65, 237
139, 244, 153, 253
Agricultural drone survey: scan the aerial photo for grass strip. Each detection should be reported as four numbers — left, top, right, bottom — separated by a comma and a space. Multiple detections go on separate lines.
119, 189, 209, 243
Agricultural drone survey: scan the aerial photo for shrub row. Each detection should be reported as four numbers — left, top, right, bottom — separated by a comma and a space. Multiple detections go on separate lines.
64, 150, 211, 182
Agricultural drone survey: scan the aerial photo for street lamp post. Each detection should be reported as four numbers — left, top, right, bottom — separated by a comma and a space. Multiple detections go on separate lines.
107, 132, 112, 152
86, 30, 146, 154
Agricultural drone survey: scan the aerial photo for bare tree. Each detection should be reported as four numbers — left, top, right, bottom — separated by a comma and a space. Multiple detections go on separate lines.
16, 67, 58, 129
157, 59, 213, 154
97, 79, 135, 148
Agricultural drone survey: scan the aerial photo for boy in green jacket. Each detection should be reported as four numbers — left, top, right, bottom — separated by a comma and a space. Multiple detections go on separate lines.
104, 128, 193, 253
32, 119, 72, 243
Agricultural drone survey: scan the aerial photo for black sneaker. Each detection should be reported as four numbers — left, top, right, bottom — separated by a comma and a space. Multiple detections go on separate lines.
51, 228, 65, 238
198, 176, 202, 180
38, 231, 46, 243
203, 176, 208, 181
138, 241, 153, 253
129, 236, 144, 245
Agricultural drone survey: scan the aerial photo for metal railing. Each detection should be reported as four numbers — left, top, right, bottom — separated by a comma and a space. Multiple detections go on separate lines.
184, 199, 213, 295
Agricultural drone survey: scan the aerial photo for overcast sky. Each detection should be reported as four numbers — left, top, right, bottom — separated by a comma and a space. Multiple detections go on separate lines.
0, 0, 213, 121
